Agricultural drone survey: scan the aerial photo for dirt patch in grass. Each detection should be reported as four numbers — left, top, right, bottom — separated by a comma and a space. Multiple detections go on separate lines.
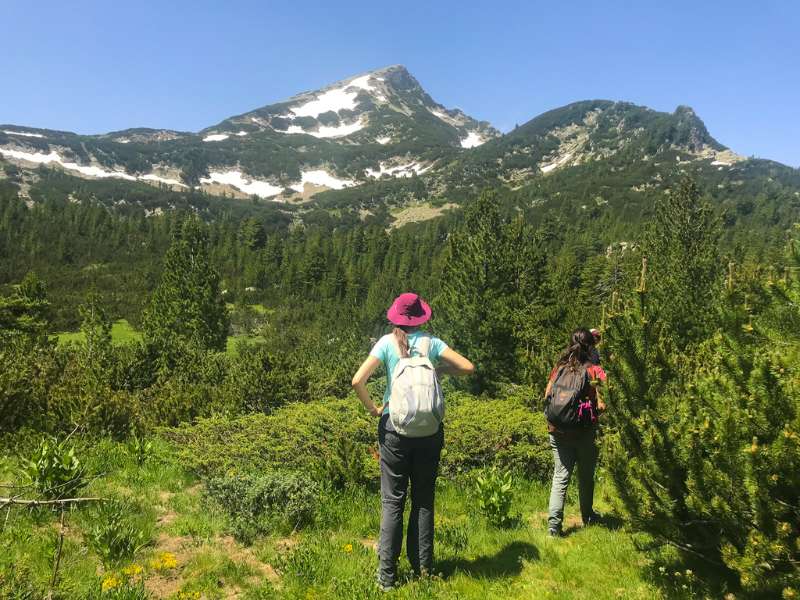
389, 202, 457, 230
144, 532, 279, 598
274, 536, 299, 553
218, 535, 280, 583
154, 532, 196, 555
145, 573, 182, 599
186, 483, 204, 496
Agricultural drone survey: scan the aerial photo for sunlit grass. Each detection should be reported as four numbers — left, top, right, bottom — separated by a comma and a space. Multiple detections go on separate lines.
0, 436, 667, 599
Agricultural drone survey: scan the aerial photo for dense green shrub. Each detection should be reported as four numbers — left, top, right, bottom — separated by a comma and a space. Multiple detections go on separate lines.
442, 389, 552, 480
221, 341, 310, 413
206, 471, 319, 543
140, 349, 227, 427
162, 397, 377, 481
163, 390, 553, 484
0, 340, 64, 434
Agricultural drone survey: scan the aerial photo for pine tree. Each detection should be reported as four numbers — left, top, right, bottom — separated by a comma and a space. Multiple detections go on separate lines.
642, 177, 722, 348
604, 208, 800, 595
78, 291, 113, 384
142, 217, 229, 368
0, 271, 50, 343
436, 192, 546, 391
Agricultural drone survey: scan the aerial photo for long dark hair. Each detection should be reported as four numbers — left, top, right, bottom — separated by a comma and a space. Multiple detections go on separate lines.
556, 328, 595, 370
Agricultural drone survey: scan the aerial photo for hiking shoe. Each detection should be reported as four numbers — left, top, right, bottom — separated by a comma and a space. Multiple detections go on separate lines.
583, 511, 603, 526
547, 527, 562, 538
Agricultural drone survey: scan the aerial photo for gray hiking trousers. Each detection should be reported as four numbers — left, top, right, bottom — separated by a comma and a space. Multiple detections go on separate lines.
378, 415, 443, 586
547, 429, 598, 531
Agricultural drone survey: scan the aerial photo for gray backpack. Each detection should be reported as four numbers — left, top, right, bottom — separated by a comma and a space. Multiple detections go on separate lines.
388, 336, 444, 437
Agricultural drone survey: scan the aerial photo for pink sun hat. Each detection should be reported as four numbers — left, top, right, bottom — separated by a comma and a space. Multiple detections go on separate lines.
386, 293, 432, 326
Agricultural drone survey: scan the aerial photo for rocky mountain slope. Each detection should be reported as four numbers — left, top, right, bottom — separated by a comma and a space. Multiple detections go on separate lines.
1, 67, 798, 227
0, 65, 497, 202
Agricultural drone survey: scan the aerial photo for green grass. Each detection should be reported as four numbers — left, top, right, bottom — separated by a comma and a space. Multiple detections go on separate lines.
55, 319, 143, 345
54, 315, 267, 355
0, 435, 678, 600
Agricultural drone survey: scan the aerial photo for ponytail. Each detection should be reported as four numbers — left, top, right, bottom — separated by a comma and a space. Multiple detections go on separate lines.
394, 327, 410, 358
556, 328, 595, 370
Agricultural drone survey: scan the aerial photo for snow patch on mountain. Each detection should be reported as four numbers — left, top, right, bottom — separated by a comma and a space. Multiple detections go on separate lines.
278, 120, 365, 138
140, 173, 186, 187
375, 136, 391, 145
235, 131, 248, 136
540, 152, 574, 173
290, 75, 374, 118
203, 134, 229, 142
290, 169, 355, 191
200, 170, 283, 198
348, 74, 375, 92
3, 130, 45, 138
0, 147, 188, 187
0, 148, 138, 180
365, 161, 430, 178
460, 132, 485, 148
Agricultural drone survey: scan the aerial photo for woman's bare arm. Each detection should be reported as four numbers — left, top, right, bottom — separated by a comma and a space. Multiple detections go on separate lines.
436, 348, 475, 377
544, 379, 553, 399
351, 355, 382, 416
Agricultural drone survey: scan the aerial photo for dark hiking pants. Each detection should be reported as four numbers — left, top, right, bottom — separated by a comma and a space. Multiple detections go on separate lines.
378, 420, 444, 587
547, 429, 598, 532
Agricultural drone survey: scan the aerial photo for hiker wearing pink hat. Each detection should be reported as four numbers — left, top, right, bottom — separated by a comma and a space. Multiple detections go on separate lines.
352, 292, 474, 591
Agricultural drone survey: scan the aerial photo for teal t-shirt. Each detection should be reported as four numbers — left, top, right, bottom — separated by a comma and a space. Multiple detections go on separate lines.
369, 331, 449, 412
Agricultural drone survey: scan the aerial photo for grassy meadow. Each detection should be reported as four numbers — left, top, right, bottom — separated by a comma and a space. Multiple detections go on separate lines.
0, 434, 672, 600
54, 317, 266, 356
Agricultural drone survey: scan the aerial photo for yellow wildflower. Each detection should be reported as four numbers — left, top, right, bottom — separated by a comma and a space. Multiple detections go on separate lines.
101, 574, 122, 592
783, 588, 797, 599
685, 569, 693, 577
149, 551, 178, 571
343, 543, 353, 553
122, 563, 143, 578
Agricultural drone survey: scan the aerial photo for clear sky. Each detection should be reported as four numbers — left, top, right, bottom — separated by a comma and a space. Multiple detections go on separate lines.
3, 0, 799, 167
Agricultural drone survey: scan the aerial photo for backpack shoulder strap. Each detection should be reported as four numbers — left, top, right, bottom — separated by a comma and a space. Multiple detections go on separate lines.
414, 335, 431, 358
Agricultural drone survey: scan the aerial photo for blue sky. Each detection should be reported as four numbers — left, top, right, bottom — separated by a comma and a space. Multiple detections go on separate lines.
3, 0, 799, 166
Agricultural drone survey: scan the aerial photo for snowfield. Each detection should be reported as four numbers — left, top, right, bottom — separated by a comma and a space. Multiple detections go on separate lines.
289, 74, 375, 119
140, 174, 187, 187
540, 152, 574, 174
365, 161, 430, 178
203, 134, 230, 142
0, 148, 137, 180
2, 130, 45, 138
0, 147, 190, 187
277, 120, 364, 138
290, 169, 355, 191
460, 131, 485, 148
200, 170, 283, 198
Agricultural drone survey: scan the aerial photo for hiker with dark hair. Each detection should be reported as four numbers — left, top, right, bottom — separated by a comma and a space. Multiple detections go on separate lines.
543, 327, 607, 537
351, 293, 474, 591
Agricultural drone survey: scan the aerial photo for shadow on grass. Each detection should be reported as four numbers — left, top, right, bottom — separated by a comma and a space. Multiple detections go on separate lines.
563, 512, 625, 537
439, 541, 539, 579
